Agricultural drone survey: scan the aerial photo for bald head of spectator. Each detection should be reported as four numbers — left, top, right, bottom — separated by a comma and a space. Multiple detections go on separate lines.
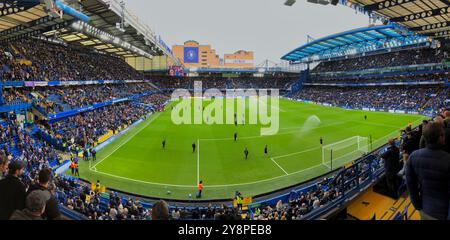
444, 111, 450, 119
423, 122, 445, 146
444, 111, 450, 127
152, 200, 169, 220
388, 138, 396, 147
434, 115, 444, 125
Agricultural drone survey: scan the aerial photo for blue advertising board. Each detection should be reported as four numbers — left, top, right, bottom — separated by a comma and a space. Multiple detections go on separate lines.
184, 47, 199, 63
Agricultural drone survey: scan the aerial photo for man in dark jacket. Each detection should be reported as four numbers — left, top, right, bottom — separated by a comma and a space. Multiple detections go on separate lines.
381, 139, 401, 198
27, 168, 61, 220
0, 161, 26, 220
443, 111, 450, 153
406, 122, 450, 220
10, 190, 50, 220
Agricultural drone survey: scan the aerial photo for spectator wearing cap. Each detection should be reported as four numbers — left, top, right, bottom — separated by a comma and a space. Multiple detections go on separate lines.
10, 190, 51, 220
406, 122, 450, 220
0, 161, 26, 220
27, 168, 62, 220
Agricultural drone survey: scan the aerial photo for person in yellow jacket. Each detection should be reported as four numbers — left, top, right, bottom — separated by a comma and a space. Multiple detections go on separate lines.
235, 193, 243, 210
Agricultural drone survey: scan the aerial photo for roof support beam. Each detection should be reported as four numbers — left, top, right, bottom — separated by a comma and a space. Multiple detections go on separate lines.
390, 7, 447, 23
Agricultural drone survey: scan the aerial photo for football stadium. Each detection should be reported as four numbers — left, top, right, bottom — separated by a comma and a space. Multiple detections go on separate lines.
0, 0, 449, 224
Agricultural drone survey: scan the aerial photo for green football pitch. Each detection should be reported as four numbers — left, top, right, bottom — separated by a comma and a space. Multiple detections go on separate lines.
77, 98, 425, 200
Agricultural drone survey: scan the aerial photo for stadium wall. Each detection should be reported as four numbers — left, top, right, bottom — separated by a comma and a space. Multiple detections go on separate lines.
126, 56, 169, 71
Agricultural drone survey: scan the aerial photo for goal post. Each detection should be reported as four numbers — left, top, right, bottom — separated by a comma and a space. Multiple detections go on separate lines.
322, 136, 369, 170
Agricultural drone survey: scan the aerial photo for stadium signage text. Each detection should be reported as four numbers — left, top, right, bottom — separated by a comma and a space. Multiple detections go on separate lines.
171, 81, 280, 135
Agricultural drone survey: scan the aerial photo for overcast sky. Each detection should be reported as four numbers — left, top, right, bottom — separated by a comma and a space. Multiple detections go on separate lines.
125, 0, 372, 64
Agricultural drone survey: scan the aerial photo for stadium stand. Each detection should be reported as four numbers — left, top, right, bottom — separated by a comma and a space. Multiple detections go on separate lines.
291, 86, 446, 115
1, 38, 143, 81
312, 48, 445, 73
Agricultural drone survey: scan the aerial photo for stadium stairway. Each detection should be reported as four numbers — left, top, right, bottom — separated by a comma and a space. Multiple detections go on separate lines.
346, 187, 420, 220
46, 94, 72, 112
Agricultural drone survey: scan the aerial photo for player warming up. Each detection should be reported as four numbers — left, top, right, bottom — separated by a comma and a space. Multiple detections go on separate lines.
244, 147, 249, 159
264, 145, 268, 157
162, 138, 166, 150
320, 137, 323, 146
234, 132, 238, 142
192, 142, 196, 153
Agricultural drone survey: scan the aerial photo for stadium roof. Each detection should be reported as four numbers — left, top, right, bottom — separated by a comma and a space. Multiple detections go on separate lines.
344, 0, 450, 39
281, 24, 430, 62
0, 0, 178, 62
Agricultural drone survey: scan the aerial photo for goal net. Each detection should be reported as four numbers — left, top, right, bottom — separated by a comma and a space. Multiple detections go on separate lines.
322, 136, 369, 170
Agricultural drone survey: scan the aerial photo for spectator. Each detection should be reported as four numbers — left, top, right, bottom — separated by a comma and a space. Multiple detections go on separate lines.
0, 161, 26, 220
152, 200, 169, 220
27, 168, 62, 220
10, 190, 51, 220
406, 122, 450, 220
380, 139, 401, 198
0, 156, 8, 180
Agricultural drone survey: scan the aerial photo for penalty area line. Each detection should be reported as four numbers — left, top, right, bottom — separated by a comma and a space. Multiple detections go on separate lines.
270, 158, 289, 175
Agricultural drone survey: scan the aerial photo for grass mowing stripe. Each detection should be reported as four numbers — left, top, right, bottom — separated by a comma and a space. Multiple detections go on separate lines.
204, 164, 327, 188
272, 146, 320, 160
91, 169, 197, 188
90, 163, 326, 189
90, 112, 161, 170
199, 120, 353, 141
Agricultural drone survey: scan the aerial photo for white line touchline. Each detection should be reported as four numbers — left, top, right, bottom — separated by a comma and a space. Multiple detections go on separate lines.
270, 158, 289, 175
91, 163, 328, 189
92, 169, 197, 188
197, 139, 200, 184
90, 113, 161, 170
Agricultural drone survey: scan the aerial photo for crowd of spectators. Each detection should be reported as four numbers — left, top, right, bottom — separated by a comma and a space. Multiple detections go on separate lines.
140, 93, 170, 111
38, 102, 151, 151
0, 117, 65, 220
2, 83, 157, 114
292, 86, 447, 114
309, 72, 447, 85
0, 38, 141, 82
148, 76, 297, 91
313, 48, 446, 73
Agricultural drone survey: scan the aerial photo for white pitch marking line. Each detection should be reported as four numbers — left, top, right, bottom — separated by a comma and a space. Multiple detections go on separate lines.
197, 139, 200, 184
91, 169, 197, 188
204, 164, 327, 188
90, 112, 161, 170
199, 120, 351, 141
90, 163, 328, 189
270, 158, 289, 175
272, 146, 321, 160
